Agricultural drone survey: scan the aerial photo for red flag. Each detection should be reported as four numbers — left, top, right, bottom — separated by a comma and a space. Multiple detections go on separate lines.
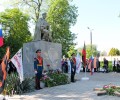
82, 42, 86, 68
0, 47, 10, 93
0, 28, 4, 47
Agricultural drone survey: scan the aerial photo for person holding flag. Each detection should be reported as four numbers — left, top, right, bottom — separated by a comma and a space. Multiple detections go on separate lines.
70, 53, 76, 82
88, 56, 94, 75
82, 42, 86, 71
76, 52, 81, 74
81, 42, 90, 80
0, 47, 10, 93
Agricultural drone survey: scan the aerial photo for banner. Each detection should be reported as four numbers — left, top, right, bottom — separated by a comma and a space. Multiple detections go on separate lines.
0, 47, 10, 93
67, 59, 71, 73
11, 48, 23, 82
76, 52, 81, 73
82, 42, 86, 68
88, 56, 94, 75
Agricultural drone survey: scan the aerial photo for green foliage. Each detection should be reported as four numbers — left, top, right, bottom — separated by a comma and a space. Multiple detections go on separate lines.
100, 61, 113, 72
106, 88, 115, 95
4, 73, 34, 96
47, 0, 78, 55
103, 85, 120, 96
108, 48, 120, 56
67, 45, 77, 58
86, 44, 98, 58
0, 8, 32, 58
7, 0, 49, 23
78, 44, 99, 58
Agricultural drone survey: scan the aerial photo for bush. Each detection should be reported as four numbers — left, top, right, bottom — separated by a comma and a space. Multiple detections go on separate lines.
3, 73, 34, 96
42, 70, 69, 87
100, 61, 113, 72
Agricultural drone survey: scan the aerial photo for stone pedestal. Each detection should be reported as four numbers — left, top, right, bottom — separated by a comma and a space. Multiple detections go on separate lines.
23, 40, 62, 77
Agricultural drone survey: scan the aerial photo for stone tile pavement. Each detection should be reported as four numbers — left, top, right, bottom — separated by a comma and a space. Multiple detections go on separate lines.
1, 72, 120, 100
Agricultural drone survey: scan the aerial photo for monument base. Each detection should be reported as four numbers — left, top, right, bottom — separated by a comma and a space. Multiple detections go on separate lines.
23, 40, 62, 77
81, 77, 89, 81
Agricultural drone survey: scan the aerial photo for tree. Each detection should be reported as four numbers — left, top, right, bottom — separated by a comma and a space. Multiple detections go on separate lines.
78, 44, 99, 59
47, 0, 78, 55
108, 48, 120, 56
2, 0, 78, 56
0, 8, 32, 58
67, 45, 77, 58
100, 50, 107, 56
3, 0, 48, 23
86, 44, 98, 58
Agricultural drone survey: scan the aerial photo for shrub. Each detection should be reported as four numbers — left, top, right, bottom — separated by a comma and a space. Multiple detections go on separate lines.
100, 61, 113, 72
42, 70, 69, 87
3, 73, 34, 96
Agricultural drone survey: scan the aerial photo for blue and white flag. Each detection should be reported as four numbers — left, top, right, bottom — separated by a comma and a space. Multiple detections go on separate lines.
67, 59, 71, 73
76, 52, 81, 73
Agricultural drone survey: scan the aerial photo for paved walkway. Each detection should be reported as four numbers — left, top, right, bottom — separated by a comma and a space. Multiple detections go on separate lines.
1, 72, 120, 100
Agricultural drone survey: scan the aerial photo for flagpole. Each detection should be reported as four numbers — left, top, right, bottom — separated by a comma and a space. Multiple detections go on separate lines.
88, 27, 94, 75
81, 42, 89, 81
85, 67, 86, 77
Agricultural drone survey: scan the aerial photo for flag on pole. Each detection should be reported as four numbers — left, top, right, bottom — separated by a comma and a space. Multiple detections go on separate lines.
82, 42, 86, 68
94, 57, 97, 69
11, 48, 24, 82
0, 47, 10, 93
88, 56, 94, 75
0, 27, 4, 47
67, 59, 71, 73
76, 52, 81, 73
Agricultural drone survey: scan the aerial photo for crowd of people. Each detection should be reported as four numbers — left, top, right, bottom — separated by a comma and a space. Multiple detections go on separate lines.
61, 57, 120, 75
1, 50, 120, 90
112, 58, 120, 73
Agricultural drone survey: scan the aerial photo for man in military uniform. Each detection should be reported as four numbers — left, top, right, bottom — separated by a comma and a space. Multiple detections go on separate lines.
70, 53, 76, 82
34, 49, 43, 90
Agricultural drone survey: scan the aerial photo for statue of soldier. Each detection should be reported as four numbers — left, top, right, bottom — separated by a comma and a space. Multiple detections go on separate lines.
34, 13, 52, 42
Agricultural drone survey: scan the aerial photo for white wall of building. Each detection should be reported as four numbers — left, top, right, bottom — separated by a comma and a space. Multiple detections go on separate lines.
99, 56, 120, 61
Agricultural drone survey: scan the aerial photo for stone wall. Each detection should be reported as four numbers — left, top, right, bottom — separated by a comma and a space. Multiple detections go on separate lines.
23, 40, 62, 77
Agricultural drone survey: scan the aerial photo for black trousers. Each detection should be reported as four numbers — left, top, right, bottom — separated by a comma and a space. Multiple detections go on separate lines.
35, 75, 40, 90
104, 65, 108, 73
94, 68, 97, 72
83, 67, 85, 72
113, 66, 116, 72
97, 67, 100, 72
71, 67, 76, 82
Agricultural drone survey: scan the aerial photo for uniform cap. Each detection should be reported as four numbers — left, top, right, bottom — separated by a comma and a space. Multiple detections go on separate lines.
36, 49, 41, 53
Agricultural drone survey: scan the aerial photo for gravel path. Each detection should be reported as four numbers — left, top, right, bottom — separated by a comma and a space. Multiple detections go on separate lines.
1, 72, 120, 100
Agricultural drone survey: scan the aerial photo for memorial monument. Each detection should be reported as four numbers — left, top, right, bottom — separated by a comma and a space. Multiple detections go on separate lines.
34, 13, 52, 42
23, 13, 62, 77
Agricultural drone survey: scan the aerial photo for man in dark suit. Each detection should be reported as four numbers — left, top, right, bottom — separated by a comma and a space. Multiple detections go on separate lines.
70, 53, 76, 82
96, 58, 100, 72
103, 58, 108, 73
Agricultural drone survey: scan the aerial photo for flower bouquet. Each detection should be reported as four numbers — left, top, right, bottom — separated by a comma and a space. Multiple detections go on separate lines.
94, 83, 120, 96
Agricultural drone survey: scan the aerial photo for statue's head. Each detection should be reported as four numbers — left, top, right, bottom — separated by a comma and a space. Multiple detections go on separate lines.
42, 13, 47, 19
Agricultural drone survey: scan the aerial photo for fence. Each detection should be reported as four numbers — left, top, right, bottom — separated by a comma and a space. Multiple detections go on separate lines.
99, 56, 120, 61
